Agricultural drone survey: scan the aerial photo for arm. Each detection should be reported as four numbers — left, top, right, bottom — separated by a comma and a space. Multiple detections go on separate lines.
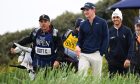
53, 32, 65, 68
11, 30, 34, 53
100, 21, 109, 56
124, 30, 133, 68
76, 25, 84, 56
55, 31, 65, 61
126, 29, 133, 60
77, 25, 83, 48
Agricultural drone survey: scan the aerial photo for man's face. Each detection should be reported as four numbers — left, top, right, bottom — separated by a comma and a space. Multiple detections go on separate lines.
112, 16, 122, 25
135, 24, 140, 35
83, 8, 95, 18
39, 20, 50, 32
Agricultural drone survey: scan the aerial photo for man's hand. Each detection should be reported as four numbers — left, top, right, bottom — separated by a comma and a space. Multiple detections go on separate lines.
75, 46, 81, 57
53, 61, 60, 68
10, 48, 16, 54
137, 36, 140, 44
124, 59, 130, 68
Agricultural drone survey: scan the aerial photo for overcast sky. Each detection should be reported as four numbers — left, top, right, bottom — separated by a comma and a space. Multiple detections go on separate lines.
0, 0, 99, 35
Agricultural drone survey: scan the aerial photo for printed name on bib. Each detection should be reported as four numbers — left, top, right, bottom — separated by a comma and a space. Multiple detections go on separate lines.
35, 47, 51, 55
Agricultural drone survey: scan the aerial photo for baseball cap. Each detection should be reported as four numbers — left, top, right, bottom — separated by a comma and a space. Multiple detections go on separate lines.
81, 2, 96, 10
112, 8, 123, 20
39, 14, 50, 22
135, 17, 140, 25
75, 18, 84, 28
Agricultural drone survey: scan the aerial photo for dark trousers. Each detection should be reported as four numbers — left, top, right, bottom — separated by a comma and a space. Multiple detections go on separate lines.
61, 59, 78, 73
32, 54, 56, 68
108, 64, 128, 75
130, 64, 140, 76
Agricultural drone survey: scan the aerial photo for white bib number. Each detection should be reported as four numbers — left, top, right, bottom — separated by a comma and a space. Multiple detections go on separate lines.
35, 47, 51, 55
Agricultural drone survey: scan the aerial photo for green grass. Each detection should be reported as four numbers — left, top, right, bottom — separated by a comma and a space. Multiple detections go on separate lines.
0, 57, 140, 84
0, 66, 140, 84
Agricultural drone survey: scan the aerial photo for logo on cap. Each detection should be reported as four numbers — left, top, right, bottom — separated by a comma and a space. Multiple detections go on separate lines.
85, 3, 90, 7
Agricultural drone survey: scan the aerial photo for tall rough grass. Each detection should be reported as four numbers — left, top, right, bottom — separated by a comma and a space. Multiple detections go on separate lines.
0, 66, 140, 84
0, 57, 140, 84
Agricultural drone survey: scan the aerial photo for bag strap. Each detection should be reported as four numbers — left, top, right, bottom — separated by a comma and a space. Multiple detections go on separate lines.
64, 29, 73, 38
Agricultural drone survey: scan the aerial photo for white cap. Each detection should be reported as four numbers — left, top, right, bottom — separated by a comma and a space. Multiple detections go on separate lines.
112, 8, 123, 20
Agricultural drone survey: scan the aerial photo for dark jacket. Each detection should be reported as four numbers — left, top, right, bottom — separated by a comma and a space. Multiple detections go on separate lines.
77, 16, 109, 56
129, 33, 140, 66
106, 25, 132, 65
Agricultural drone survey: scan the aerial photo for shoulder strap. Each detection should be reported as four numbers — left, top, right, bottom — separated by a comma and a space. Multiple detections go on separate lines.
52, 28, 58, 37
32, 28, 40, 37
64, 29, 73, 38
32, 28, 59, 40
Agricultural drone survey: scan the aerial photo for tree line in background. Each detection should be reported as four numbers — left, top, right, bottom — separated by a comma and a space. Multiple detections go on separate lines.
0, 0, 138, 65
